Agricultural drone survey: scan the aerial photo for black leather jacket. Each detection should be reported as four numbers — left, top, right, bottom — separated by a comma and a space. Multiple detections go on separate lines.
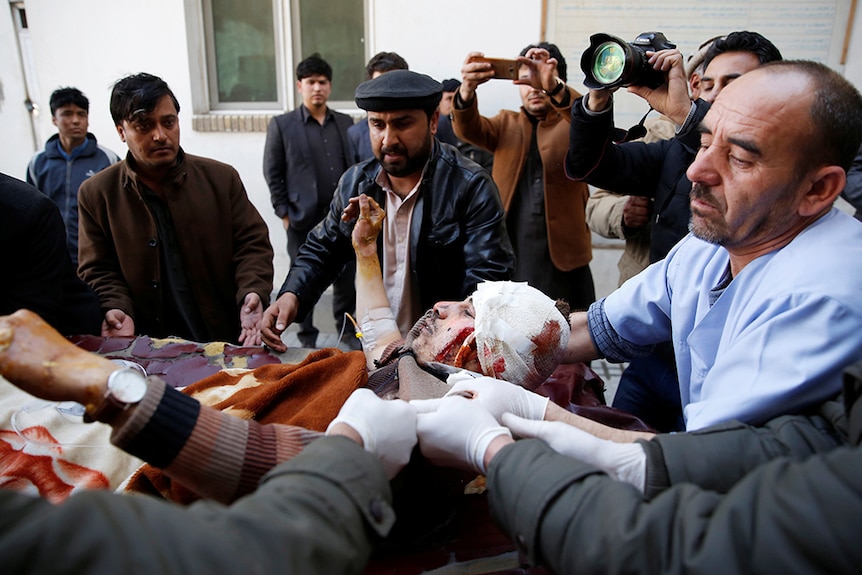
278, 139, 514, 322
566, 98, 708, 262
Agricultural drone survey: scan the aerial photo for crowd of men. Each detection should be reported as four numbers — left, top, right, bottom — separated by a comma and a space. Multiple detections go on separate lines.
2, 25, 862, 575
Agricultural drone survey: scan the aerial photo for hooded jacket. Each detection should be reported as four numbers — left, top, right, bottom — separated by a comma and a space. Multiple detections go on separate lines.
26, 133, 119, 264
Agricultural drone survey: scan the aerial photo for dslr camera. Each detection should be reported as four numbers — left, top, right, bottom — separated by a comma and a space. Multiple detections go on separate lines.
580, 31, 676, 89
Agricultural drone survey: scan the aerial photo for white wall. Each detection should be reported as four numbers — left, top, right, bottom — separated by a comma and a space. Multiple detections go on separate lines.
844, 8, 862, 87
0, 0, 537, 282
1, 0, 861, 281
0, 2, 42, 175
369, 0, 543, 117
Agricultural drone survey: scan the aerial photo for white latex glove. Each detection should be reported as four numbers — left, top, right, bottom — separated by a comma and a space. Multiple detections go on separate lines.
327, 388, 417, 479
413, 395, 511, 475
502, 413, 647, 491
445, 373, 549, 422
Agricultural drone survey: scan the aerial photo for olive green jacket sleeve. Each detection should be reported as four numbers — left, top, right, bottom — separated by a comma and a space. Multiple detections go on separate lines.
640, 395, 847, 497
487, 438, 862, 574
0, 436, 393, 575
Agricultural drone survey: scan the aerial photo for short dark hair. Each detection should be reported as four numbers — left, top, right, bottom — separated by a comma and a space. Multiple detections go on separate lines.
441, 78, 461, 93
702, 31, 782, 74
365, 51, 409, 80
109, 73, 180, 126
763, 60, 862, 173
519, 42, 567, 82
296, 53, 332, 81
50, 87, 88, 115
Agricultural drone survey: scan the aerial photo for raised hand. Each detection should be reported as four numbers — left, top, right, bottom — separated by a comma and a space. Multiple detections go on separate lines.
628, 48, 692, 125
515, 46, 559, 93
347, 194, 385, 258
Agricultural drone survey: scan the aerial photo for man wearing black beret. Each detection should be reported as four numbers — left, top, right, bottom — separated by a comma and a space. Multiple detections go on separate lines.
262, 69, 515, 351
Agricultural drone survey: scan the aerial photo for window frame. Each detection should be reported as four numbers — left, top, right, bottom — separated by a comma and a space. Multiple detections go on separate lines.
184, 0, 368, 131
201, 0, 286, 111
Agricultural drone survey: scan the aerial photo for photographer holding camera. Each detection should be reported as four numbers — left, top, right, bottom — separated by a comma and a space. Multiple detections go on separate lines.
559, 31, 782, 431
570, 31, 782, 263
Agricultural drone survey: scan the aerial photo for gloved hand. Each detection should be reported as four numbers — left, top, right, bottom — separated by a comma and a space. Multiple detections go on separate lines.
327, 388, 417, 479
445, 373, 549, 422
502, 413, 647, 491
412, 395, 511, 475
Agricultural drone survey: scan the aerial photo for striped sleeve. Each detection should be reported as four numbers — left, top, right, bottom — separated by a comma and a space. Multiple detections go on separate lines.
112, 377, 322, 503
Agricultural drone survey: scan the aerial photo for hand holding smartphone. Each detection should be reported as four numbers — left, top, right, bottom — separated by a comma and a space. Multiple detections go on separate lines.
467, 56, 519, 80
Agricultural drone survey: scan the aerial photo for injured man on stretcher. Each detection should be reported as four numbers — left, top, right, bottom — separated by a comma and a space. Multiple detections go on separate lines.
0, 194, 649, 505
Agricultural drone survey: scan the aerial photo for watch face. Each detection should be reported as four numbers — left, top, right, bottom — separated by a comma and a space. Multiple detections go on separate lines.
108, 368, 148, 404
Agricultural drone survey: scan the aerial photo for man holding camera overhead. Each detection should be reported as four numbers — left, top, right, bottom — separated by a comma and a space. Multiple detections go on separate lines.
564, 31, 783, 430
569, 31, 782, 263
452, 43, 596, 312
512, 32, 862, 432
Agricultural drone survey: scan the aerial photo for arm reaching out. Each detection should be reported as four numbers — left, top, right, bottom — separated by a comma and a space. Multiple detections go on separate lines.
0, 309, 117, 410
344, 194, 402, 369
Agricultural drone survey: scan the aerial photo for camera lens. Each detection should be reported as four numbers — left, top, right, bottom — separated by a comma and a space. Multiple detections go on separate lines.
592, 41, 626, 85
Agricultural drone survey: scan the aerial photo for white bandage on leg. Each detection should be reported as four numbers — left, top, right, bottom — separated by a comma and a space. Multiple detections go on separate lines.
359, 307, 399, 352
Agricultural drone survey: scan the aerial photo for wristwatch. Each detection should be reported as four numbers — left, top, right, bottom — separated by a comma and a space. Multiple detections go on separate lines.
83, 368, 148, 423
544, 78, 565, 98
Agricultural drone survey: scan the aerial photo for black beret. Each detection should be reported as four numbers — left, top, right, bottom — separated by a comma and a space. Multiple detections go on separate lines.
441, 78, 461, 92
355, 69, 442, 112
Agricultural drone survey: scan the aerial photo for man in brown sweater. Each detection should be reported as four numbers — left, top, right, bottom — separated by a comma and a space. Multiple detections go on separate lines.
453, 43, 594, 311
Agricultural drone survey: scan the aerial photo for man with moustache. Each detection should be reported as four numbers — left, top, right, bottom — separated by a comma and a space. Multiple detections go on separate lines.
262, 70, 514, 351
452, 43, 595, 311
78, 73, 273, 346
413, 62, 862, 574
565, 31, 783, 431
546, 56, 862, 432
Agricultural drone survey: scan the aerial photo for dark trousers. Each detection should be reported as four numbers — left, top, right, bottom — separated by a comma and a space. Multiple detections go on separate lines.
611, 341, 685, 433
286, 226, 356, 346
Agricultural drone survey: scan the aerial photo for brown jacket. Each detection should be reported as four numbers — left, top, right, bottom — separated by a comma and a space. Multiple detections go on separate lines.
453, 86, 591, 271
78, 150, 273, 342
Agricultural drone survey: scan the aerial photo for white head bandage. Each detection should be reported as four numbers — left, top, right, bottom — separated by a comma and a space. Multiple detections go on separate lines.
472, 281, 570, 390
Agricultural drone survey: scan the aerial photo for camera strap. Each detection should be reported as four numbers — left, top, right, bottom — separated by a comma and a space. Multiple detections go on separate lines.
614, 106, 654, 143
